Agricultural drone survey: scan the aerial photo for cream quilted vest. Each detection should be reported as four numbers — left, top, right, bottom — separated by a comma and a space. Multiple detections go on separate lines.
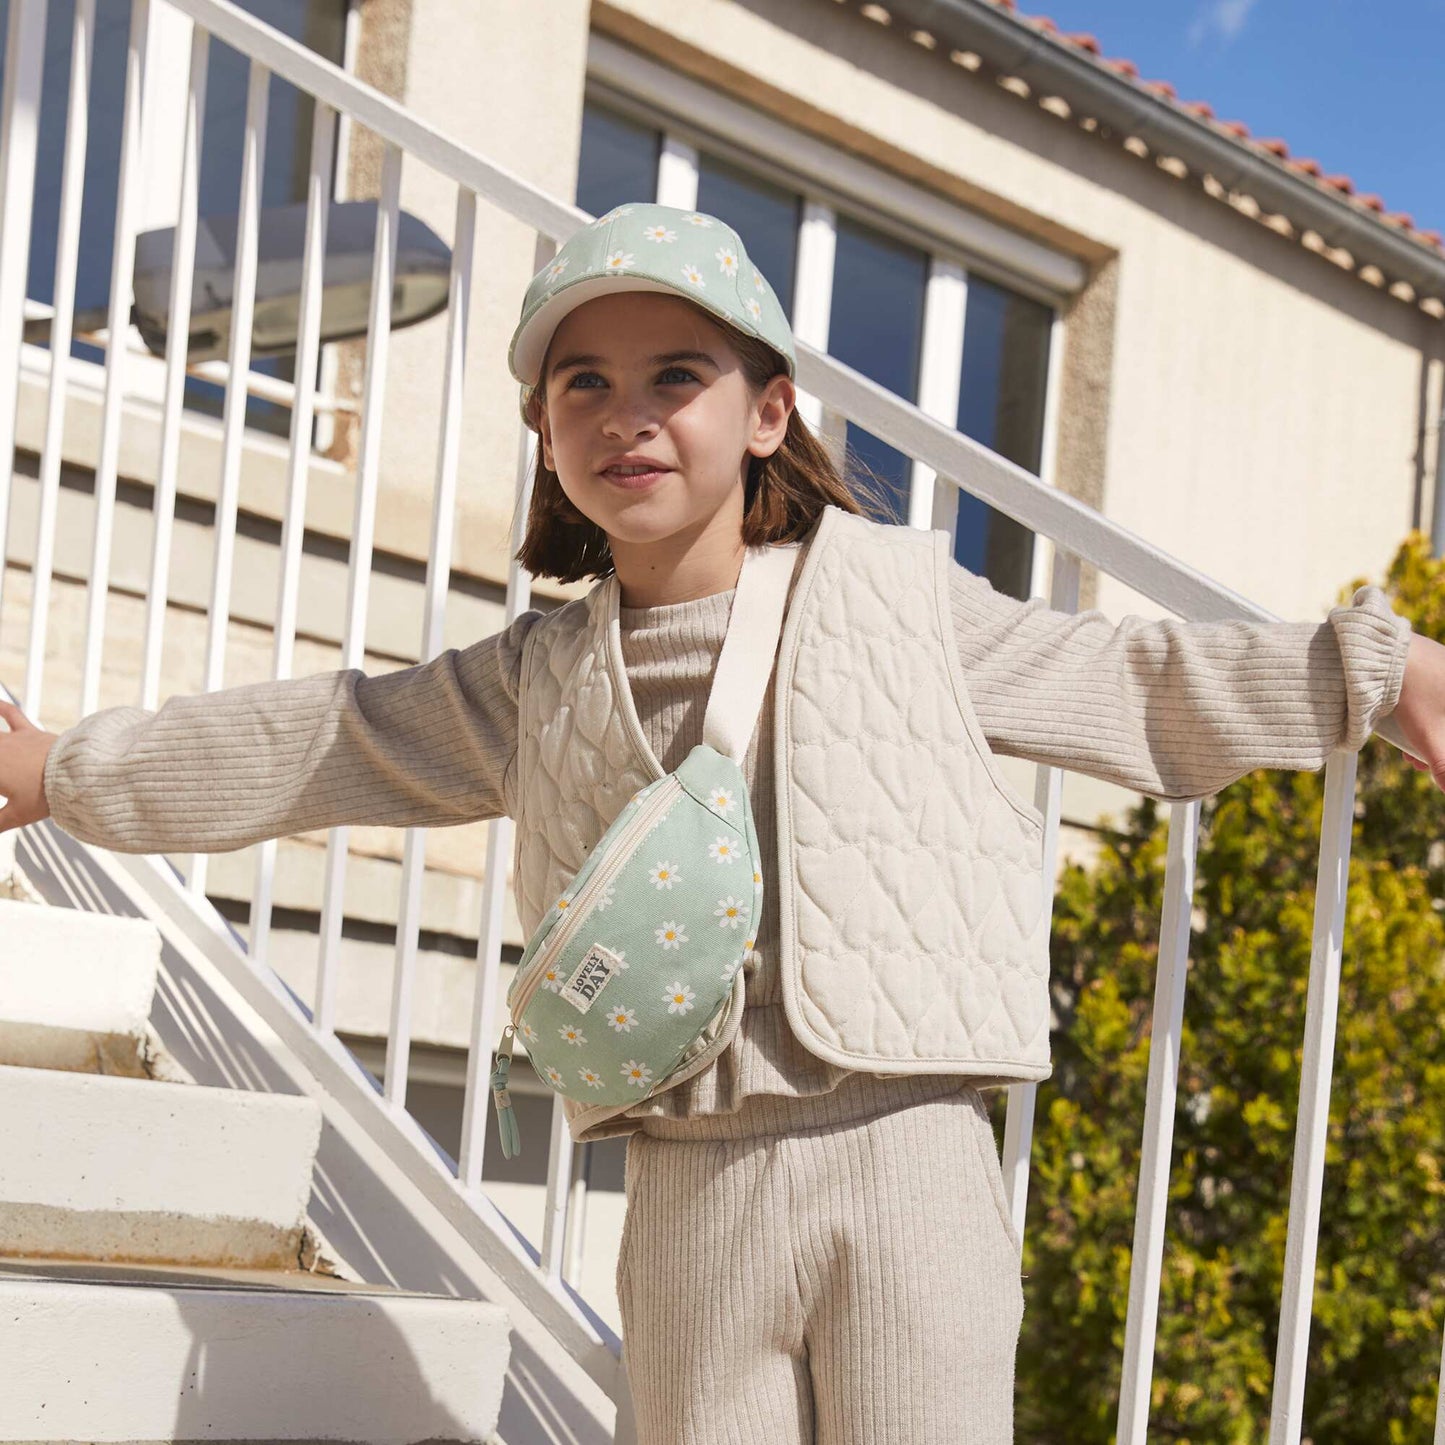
508, 503, 1053, 1140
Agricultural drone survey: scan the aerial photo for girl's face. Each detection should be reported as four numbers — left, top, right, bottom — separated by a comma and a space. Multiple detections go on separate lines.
536, 292, 793, 573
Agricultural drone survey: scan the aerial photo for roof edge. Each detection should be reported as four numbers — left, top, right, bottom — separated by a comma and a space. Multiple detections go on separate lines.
878, 0, 1445, 305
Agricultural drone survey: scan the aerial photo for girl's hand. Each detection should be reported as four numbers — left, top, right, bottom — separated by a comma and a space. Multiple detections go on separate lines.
0, 700, 58, 833
1390, 633, 1445, 792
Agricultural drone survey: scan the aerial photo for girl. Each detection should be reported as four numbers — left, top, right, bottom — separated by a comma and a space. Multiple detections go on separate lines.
2, 201, 1444, 1443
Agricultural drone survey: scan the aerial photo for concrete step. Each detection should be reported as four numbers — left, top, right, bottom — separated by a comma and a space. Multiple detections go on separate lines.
0, 1064, 322, 1268
0, 1257, 510, 1442
0, 896, 161, 1075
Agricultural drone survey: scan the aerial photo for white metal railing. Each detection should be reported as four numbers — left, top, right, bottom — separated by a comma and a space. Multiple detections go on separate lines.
0, 0, 1430, 1440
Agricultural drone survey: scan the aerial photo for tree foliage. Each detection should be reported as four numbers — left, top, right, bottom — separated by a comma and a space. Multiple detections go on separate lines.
1009, 533, 1445, 1443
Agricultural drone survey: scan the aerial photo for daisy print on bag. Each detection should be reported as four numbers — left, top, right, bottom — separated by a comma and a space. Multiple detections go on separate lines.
543, 1064, 565, 1090
715, 245, 739, 278
665, 982, 697, 1014
708, 835, 741, 864
594, 881, 616, 912
607, 1004, 639, 1034
621, 1060, 654, 1089
579, 1067, 606, 1090
707, 786, 737, 817
641, 224, 677, 244
656, 921, 689, 950
604, 249, 637, 273
649, 861, 681, 890
519, 1020, 540, 1045
715, 897, 746, 929
559, 1023, 588, 1047
540, 964, 566, 994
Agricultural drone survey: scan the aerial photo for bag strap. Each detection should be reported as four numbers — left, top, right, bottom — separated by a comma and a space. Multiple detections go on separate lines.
702, 542, 801, 764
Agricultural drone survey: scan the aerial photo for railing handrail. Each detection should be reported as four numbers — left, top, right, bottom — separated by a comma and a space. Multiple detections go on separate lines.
165, 0, 1318, 634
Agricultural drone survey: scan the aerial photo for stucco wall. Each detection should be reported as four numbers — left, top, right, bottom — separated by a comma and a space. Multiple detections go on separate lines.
590, 0, 1445, 629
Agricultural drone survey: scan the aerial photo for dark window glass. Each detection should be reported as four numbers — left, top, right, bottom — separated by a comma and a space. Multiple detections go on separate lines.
696, 153, 799, 322
576, 102, 658, 218
3, 0, 348, 438
953, 275, 1052, 599
828, 213, 927, 524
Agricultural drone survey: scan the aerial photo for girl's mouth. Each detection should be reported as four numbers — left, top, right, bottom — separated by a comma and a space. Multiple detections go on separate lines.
601, 466, 671, 490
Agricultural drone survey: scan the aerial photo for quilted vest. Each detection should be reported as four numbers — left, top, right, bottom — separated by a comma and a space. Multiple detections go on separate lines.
508, 503, 1053, 1139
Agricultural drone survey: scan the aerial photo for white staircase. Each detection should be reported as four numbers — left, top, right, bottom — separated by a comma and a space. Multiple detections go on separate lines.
0, 840, 513, 1443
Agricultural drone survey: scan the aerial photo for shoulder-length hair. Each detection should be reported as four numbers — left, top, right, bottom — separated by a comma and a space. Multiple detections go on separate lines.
513, 311, 897, 585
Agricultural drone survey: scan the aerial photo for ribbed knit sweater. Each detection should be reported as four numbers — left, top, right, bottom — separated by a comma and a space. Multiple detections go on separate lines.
43, 548, 1413, 1128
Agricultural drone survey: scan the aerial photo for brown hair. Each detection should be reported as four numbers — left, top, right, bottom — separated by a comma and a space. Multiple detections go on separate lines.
512, 309, 897, 585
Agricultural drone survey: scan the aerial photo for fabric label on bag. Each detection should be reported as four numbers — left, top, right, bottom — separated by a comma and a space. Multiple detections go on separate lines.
561, 943, 622, 1013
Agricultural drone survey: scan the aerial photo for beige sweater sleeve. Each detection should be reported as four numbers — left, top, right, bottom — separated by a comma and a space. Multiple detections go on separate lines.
43, 609, 542, 854
949, 563, 1413, 803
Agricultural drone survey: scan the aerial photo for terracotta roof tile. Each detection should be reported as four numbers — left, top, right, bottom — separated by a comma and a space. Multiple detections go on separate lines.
973, 0, 1441, 258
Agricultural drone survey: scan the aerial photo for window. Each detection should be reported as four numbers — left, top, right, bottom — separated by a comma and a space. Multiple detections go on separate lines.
574, 93, 1057, 601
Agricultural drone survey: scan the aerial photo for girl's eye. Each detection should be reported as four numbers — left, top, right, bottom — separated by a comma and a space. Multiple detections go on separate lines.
565, 367, 698, 390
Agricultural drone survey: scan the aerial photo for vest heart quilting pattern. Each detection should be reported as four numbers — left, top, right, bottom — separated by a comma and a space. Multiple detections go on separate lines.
510, 504, 1054, 1142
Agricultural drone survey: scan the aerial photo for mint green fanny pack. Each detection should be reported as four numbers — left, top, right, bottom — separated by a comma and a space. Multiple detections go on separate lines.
490, 542, 800, 1157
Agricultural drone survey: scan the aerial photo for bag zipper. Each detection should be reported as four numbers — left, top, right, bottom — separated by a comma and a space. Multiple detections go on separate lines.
492, 774, 684, 1156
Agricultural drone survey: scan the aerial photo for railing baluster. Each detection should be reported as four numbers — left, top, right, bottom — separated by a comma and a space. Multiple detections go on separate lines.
23, 0, 91, 723
314, 138, 402, 1037
187, 56, 269, 900
249, 100, 336, 974
1001, 547, 1080, 1237
458, 231, 551, 1190
384, 183, 476, 1110
78, 0, 149, 717
0, 0, 47, 635
1269, 751, 1359, 1443
1435, 1326, 1444, 1445
139, 24, 208, 715
1116, 798, 1201, 1444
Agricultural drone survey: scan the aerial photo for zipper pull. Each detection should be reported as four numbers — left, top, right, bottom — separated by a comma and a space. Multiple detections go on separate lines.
491, 1025, 522, 1159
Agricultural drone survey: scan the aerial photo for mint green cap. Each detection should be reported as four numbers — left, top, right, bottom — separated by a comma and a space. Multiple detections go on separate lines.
509, 201, 796, 428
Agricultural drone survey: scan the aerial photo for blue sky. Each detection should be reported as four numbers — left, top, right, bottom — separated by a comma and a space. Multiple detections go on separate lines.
1027, 0, 1443, 235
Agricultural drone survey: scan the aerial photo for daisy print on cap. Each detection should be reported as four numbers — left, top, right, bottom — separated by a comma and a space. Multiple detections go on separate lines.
753, 269, 765, 291
665, 982, 697, 1014
709, 835, 741, 864
744, 297, 762, 324
545, 257, 569, 283
649, 862, 681, 890
715, 897, 746, 929
607, 1004, 639, 1034
656, 921, 689, 950
715, 245, 739, 277
680, 262, 706, 289
685, 213, 714, 227
641, 224, 677, 244
604, 249, 637, 272
622, 1060, 654, 1089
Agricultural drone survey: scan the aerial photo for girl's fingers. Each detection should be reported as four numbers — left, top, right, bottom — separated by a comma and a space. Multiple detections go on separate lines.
0, 700, 36, 733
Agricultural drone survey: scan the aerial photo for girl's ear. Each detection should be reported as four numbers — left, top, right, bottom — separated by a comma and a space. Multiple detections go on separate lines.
538, 402, 554, 472
748, 374, 795, 461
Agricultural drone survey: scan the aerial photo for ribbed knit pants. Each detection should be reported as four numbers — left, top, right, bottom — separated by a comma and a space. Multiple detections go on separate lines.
614, 1072, 1025, 1443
